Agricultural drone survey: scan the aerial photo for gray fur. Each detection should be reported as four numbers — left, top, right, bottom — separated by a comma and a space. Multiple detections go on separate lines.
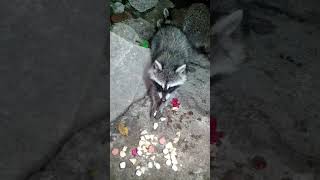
211, 9, 246, 77
148, 25, 193, 118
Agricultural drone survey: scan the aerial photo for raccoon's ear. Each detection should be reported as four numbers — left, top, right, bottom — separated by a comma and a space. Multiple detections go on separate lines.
212, 9, 243, 36
154, 60, 162, 71
175, 64, 186, 74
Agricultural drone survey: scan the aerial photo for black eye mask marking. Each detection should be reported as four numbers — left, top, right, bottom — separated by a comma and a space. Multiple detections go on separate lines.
167, 85, 180, 93
152, 80, 164, 92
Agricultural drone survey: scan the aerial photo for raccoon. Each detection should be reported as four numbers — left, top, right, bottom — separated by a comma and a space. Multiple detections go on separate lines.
211, 9, 246, 78
148, 25, 193, 118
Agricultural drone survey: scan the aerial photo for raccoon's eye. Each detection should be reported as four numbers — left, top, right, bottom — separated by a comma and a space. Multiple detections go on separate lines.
167, 85, 180, 93
152, 81, 163, 91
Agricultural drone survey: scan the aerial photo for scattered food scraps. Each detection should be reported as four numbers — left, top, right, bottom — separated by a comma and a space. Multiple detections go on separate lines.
117, 122, 128, 136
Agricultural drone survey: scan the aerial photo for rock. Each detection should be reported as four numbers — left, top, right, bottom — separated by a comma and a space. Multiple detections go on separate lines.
111, 23, 141, 44
110, 32, 151, 122
111, 2, 125, 14
129, 0, 159, 12
123, 18, 156, 40
110, 11, 132, 23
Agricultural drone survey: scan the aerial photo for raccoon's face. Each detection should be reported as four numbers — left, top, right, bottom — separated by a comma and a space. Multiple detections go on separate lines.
149, 60, 187, 102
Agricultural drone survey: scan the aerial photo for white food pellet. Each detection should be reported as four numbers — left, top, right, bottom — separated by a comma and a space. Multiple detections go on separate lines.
120, 151, 126, 158
172, 165, 178, 171
163, 148, 169, 154
176, 132, 181, 137
136, 169, 142, 176
137, 150, 143, 156
141, 167, 146, 173
171, 158, 178, 165
119, 162, 126, 169
129, 158, 137, 165
153, 123, 159, 130
141, 130, 148, 135
173, 137, 179, 143
166, 142, 173, 149
164, 154, 171, 160
154, 162, 161, 169
166, 159, 172, 166
150, 156, 155, 161
160, 117, 166, 121
122, 146, 127, 152
148, 162, 153, 168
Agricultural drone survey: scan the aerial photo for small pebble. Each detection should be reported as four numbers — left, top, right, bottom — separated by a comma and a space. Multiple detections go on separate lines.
160, 117, 166, 121
119, 162, 126, 169
153, 123, 159, 130
148, 162, 153, 168
163, 148, 169, 154
120, 151, 126, 158
159, 137, 166, 145
141, 130, 148, 135
111, 148, 119, 156
172, 165, 178, 171
166, 159, 172, 166
136, 169, 142, 176
129, 158, 137, 165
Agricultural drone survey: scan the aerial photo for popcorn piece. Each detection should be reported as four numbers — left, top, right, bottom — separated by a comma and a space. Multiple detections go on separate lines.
122, 146, 128, 152
166, 142, 173, 149
129, 158, 137, 165
172, 165, 178, 171
153, 123, 159, 130
166, 159, 172, 166
148, 162, 153, 168
119, 162, 126, 169
136, 170, 142, 176
120, 151, 126, 158
140, 130, 148, 135
154, 162, 161, 169
160, 117, 166, 121
163, 148, 169, 154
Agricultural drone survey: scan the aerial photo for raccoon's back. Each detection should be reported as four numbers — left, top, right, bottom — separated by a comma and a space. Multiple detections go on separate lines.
151, 26, 193, 60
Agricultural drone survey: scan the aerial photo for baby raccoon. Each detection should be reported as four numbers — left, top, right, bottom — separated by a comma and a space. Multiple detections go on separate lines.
148, 25, 193, 118
211, 9, 246, 78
